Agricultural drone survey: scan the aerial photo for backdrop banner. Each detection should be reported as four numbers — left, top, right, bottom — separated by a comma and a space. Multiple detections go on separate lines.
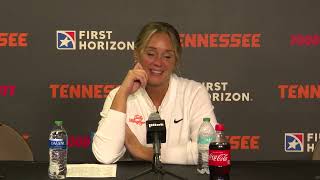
1, 0, 319, 162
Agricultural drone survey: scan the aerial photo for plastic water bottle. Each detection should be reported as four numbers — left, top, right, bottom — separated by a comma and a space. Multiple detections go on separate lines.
197, 117, 215, 174
48, 120, 68, 179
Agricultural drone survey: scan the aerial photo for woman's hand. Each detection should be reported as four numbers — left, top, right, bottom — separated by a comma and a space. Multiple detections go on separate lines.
119, 63, 148, 96
124, 124, 153, 161
110, 63, 148, 113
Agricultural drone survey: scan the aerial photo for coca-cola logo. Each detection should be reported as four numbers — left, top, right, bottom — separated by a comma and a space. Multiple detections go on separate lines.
208, 150, 231, 166
209, 153, 229, 162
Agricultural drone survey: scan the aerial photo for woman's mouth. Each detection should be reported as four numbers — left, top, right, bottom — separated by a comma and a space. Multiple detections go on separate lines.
150, 69, 163, 75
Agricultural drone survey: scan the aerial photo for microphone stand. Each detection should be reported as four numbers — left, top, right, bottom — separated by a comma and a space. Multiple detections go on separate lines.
127, 134, 187, 180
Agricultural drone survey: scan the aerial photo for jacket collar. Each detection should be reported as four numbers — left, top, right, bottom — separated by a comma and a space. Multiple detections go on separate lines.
135, 74, 178, 113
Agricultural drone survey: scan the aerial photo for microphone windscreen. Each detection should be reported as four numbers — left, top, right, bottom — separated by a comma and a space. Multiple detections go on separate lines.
148, 112, 161, 121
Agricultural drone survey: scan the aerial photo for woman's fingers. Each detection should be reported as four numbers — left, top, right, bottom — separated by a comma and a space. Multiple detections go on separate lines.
121, 62, 148, 94
132, 70, 148, 88
135, 62, 144, 70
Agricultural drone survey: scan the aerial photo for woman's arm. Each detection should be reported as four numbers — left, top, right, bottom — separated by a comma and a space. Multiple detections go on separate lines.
92, 63, 150, 164
92, 88, 127, 164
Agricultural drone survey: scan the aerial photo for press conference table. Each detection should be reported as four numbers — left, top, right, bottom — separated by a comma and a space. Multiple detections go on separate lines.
0, 161, 319, 180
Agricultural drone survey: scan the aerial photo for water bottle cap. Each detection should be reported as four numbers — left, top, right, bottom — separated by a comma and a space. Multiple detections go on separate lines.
203, 118, 210, 122
54, 120, 63, 126
215, 123, 225, 131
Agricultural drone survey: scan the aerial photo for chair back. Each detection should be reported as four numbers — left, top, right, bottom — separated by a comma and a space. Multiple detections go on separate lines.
0, 123, 34, 161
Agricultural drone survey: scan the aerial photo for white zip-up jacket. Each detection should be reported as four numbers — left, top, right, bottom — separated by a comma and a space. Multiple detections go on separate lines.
92, 74, 217, 165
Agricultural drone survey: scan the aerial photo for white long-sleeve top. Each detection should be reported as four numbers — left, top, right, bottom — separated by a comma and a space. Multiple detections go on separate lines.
92, 74, 217, 165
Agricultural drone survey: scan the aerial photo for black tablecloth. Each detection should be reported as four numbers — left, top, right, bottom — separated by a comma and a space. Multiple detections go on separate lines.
0, 161, 319, 180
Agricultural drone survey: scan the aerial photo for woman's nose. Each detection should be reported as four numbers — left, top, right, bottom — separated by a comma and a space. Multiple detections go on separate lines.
152, 54, 163, 66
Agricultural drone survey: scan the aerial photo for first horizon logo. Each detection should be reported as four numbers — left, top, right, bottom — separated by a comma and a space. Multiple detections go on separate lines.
284, 132, 320, 152
56, 31, 76, 50
202, 82, 253, 103
285, 133, 304, 152
56, 30, 134, 51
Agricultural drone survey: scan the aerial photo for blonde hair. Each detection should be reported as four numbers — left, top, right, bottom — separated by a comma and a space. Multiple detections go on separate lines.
134, 22, 182, 72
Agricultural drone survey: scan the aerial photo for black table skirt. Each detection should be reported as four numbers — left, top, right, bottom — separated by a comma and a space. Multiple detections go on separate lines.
0, 161, 319, 180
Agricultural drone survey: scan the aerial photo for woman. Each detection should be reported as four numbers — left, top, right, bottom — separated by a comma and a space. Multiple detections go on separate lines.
92, 22, 217, 165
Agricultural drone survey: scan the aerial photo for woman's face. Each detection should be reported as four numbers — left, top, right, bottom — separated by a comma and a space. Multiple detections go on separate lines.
138, 32, 176, 87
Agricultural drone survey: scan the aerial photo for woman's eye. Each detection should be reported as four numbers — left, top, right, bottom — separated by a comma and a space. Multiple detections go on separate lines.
164, 54, 173, 59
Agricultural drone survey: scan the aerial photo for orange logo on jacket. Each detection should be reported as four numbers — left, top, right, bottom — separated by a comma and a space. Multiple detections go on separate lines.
129, 115, 145, 126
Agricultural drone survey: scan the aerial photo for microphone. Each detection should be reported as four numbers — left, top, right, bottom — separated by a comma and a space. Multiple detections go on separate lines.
128, 113, 186, 180
146, 112, 166, 158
